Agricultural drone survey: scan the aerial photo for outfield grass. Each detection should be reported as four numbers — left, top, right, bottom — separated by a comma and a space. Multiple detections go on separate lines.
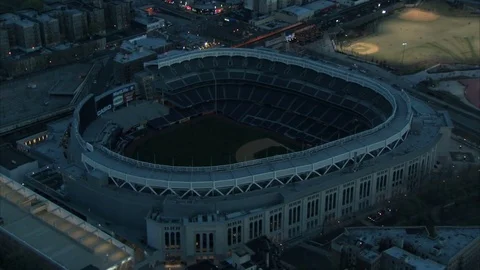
129, 115, 301, 166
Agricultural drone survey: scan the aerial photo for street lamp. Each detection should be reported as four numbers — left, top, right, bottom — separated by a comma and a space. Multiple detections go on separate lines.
401, 42, 408, 65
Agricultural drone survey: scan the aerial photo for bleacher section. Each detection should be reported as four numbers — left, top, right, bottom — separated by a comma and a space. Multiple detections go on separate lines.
149, 56, 394, 145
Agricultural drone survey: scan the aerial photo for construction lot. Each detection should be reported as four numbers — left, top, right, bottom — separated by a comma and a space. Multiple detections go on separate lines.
338, 1, 480, 73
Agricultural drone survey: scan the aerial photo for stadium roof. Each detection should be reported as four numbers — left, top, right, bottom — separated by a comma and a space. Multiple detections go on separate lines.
0, 144, 35, 170
0, 174, 134, 270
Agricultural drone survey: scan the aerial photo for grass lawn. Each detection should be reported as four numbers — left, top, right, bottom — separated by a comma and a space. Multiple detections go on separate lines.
338, 1, 480, 73
130, 115, 301, 166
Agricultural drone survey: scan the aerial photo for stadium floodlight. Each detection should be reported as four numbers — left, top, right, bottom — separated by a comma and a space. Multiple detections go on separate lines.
401, 42, 408, 64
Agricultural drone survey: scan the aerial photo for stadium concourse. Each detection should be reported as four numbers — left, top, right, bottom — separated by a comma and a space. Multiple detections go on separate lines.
26, 48, 451, 265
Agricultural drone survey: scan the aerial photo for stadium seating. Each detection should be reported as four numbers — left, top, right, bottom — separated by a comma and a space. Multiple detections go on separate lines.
148, 55, 394, 144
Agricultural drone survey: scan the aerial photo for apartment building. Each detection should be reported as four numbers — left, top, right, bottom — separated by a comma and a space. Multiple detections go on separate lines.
107, 1, 132, 30
64, 9, 88, 41
0, 29, 10, 59
19, 10, 62, 48
332, 226, 480, 270
0, 13, 42, 53
245, 0, 280, 15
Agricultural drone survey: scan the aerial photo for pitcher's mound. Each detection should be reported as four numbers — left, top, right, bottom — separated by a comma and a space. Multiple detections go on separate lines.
400, 9, 439, 22
343, 42, 379, 55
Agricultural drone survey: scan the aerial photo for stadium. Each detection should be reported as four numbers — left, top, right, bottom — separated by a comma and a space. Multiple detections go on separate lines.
62, 48, 450, 263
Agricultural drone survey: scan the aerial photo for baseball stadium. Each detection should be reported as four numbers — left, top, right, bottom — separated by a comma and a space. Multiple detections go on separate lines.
33, 48, 450, 263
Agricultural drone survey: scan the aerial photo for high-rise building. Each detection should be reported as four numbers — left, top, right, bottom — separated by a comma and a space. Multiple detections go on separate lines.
86, 7, 106, 36
107, 1, 132, 30
245, 0, 279, 15
0, 29, 10, 59
0, 14, 42, 53
36, 14, 61, 47
18, 10, 62, 47
15, 19, 42, 52
64, 9, 88, 41
68, 1, 107, 37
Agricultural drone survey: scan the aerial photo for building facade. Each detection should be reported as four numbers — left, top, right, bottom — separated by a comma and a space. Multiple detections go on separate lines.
107, 1, 132, 30
0, 29, 10, 59
37, 14, 61, 47
0, 14, 42, 53
113, 47, 156, 83
332, 226, 480, 270
146, 145, 440, 262
64, 9, 88, 41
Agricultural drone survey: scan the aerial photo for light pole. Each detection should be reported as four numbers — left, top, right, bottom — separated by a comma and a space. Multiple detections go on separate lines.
401, 42, 408, 65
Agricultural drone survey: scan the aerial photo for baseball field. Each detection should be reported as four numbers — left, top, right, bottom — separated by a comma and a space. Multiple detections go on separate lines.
338, 1, 480, 73
126, 115, 302, 166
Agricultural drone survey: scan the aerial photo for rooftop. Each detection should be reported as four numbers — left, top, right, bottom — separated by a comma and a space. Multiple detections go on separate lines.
0, 144, 36, 170
122, 37, 169, 52
0, 174, 133, 270
0, 13, 20, 23
114, 48, 156, 63
335, 226, 480, 266
134, 16, 163, 25
0, 63, 91, 131
303, 0, 336, 12
384, 246, 446, 270
35, 14, 58, 22
280, 6, 314, 17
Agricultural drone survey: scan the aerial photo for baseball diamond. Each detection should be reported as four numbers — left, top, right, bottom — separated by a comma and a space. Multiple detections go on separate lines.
65, 48, 450, 263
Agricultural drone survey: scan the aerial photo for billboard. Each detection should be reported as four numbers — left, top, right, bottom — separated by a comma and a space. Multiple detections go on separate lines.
95, 94, 113, 116
95, 83, 136, 116
113, 84, 135, 107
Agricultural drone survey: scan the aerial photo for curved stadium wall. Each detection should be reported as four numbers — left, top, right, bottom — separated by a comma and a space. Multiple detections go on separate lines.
67, 48, 444, 262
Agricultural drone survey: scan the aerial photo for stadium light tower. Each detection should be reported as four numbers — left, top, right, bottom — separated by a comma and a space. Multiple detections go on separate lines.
401, 42, 408, 65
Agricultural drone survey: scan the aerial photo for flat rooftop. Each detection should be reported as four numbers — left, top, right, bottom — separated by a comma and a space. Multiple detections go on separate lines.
0, 63, 91, 129
0, 174, 133, 270
114, 48, 156, 63
122, 37, 169, 52
0, 144, 35, 170
336, 226, 480, 266
384, 246, 446, 270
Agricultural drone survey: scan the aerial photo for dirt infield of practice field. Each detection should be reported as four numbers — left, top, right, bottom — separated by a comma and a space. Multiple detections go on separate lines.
339, 1, 480, 73
126, 115, 302, 166
235, 138, 292, 162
